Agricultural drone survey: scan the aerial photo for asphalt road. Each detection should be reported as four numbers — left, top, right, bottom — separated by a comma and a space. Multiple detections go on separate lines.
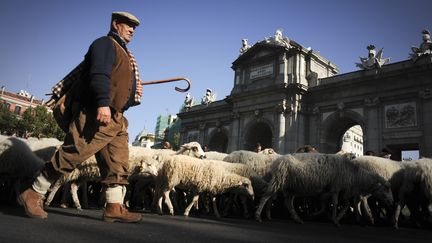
0, 205, 431, 243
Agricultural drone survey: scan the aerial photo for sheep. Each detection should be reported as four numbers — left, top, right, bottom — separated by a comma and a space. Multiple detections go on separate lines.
258, 148, 278, 155
350, 155, 402, 224
254, 153, 393, 226
391, 158, 432, 229
0, 135, 46, 177
45, 141, 206, 209
25, 137, 63, 162
0, 135, 47, 203
223, 150, 280, 180
204, 151, 228, 161
44, 154, 159, 209
154, 154, 254, 218
206, 159, 269, 218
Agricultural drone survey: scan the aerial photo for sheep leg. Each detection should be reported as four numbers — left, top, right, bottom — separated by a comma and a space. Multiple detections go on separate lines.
184, 193, 199, 216
265, 195, 277, 220
81, 181, 89, 209
285, 194, 304, 224
156, 191, 164, 215
393, 202, 404, 229
70, 182, 82, 210
240, 195, 250, 218
59, 183, 71, 208
163, 190, 175, 216
255, 194, 272, 222
335, 200, 350, 223
222, 193, 234, 217
331, 193, 340, 226
360, 196, 375, 225
212, 196, 221, 218
45, 178, 63, 207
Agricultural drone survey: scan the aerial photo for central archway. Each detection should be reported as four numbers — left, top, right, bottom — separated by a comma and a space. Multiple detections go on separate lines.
244, 121, 273, 151
320, 110, 365, 153
208, 131, 228, 153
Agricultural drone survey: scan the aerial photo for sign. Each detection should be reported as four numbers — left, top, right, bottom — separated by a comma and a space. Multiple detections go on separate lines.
250, 63, 273, 80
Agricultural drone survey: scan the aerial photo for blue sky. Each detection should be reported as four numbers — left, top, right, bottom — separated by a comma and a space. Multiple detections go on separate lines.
1, 0, 431, 143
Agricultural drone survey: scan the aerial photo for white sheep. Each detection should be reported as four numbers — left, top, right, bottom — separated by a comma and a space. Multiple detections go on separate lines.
391, 157, 432, 229
206, 159, 269, 218
0, 135, 47, 203
0, 135, 45, 178
351, 155, 402, 224
204, 151, 228, 161
154, 154, 254, 218
45, 154, 159, 209
254, 153, 393, 226
223, 150, 280, 180
25, 137, 63, 162
45, 141, 206, 209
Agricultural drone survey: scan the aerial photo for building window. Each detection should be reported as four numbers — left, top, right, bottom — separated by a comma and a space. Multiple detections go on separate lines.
14, 106, 21, 115
5, 102, 11, 111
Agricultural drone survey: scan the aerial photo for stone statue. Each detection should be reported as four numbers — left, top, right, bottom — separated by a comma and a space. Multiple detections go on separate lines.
356, 45, 390, 70
239, 39, 251, 54
410, 29, 432, 62
183, 92, 194, 110
263, 28, 290, 48
201, 88, 216, 105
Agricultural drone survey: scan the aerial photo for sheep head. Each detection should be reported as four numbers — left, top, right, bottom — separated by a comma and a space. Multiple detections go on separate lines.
371, 181, 394, 207
177, 141, 206, 159
136, 157, 160, 177
232, 179, 255, 200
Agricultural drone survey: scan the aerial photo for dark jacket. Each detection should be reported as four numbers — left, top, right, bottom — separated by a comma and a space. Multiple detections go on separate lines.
83, 34, 136, 112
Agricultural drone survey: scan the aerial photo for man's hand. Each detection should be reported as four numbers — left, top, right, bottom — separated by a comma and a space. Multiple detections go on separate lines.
97, 106, 111, 125
136, 80, 143, 96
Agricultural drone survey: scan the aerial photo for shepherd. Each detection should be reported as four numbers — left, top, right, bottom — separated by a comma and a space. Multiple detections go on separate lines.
19, 11, 147, 223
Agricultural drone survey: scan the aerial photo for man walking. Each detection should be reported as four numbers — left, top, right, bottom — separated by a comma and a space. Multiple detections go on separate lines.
19, 11, 144, 223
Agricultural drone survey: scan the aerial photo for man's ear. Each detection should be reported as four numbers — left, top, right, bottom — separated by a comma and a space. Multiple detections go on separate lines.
112, 20, 118, 31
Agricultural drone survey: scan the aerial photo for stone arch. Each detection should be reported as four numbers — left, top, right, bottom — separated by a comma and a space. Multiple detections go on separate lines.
243, 119, 274, 151
319, 110, 365, 153
207, 128, 229, 153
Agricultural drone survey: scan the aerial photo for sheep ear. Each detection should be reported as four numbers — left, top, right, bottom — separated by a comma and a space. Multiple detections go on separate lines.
240, 181, 249, 187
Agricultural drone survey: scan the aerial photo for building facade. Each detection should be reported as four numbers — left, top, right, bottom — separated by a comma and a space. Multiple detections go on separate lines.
177, 30, 432, 160
0, 86, 44, 116
154, 114, 178, 142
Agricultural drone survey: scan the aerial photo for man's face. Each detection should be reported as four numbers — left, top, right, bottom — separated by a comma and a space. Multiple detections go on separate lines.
113, 20, 136, 43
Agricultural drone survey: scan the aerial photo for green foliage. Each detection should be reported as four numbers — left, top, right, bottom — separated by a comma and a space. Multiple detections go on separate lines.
0, 105, 18, 135
16, 106, 65, 140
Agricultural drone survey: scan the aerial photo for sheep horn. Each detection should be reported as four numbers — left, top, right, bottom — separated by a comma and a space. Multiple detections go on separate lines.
141, 77, 191, 93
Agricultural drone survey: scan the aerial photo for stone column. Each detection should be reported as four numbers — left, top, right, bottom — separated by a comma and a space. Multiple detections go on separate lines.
274, 100, 286, 154
420, 90, 432, 157
228, 112, 240, 152
363, 97, 381, 153
199, 123, 206, 146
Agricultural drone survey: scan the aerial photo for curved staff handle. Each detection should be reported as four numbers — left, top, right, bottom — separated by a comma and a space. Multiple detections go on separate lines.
141, 77, 191, 93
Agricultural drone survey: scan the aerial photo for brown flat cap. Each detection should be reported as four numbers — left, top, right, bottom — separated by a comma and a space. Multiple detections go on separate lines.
112, 11, 140, 26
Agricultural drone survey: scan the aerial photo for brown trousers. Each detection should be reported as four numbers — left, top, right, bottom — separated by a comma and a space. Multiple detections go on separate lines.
45, 108, 130, 185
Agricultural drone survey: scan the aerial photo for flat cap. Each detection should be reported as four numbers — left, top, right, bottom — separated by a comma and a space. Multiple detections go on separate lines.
112, 11, 140, 26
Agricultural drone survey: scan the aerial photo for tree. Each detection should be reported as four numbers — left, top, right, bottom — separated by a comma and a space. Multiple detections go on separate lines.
17, 106, 65, 140
0, 105, 18, 135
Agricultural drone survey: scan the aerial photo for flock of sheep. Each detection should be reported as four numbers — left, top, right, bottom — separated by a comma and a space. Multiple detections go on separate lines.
1, 134, 432, 229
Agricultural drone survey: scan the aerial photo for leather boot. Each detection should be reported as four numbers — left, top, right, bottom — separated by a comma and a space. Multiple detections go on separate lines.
103, 203, 142, 223
19, 188, 48, 219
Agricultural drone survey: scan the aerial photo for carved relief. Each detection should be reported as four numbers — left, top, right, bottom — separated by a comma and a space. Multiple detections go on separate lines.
364, 97, 380, 107
385, 102, 417, 128
419, 89, 432, 99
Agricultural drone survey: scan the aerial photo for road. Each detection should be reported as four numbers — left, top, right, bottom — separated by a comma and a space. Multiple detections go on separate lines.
0, 205, 431, 243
